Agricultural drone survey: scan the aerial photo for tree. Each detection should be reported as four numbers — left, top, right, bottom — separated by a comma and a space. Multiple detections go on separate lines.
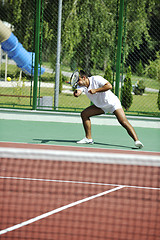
157, 90, 160, 110
136, 60, 144, 76
1, 0, 159, 75
121, 66, 133, 110
125, 0, 160, 70
62, 0, 116, 73
104, 64, 114, 93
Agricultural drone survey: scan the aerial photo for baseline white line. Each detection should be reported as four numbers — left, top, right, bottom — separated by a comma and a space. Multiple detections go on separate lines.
0, 186, 123, 235
0, 110, 159, 128
0, 176, 159, 190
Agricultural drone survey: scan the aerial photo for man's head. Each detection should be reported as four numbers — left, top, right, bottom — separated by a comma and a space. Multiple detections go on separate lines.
78, 70, 89, 87
79, 70, 88, 78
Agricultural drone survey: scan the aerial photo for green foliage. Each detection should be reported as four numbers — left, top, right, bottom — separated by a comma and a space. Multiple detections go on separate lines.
145, 61, 158, 79
63, 0, 116, 73
136, 60, 144, 76
0, 64, 20, 79
126, 1, 151, 51
145, 52, 160, 80
62, 75, 69, 83
13, 79, 25, 96
121, 66, 133, 110
70, 58, 77, 71
59, 70, 62, 94
157, 90, 160, 110
50, 53, 57, 73
23, 19, 34, 50
104, 64, 114, 93
133, 80, 145, 95
1, 0, 159, 74
0, 0, 159, 116
40, 73, 55, 83
12, 75, 26, 104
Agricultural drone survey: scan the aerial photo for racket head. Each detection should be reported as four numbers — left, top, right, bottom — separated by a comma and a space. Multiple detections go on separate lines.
70, 70, 79, 88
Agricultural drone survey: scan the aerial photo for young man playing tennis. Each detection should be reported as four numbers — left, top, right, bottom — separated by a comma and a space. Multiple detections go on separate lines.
73, 70, 144, 148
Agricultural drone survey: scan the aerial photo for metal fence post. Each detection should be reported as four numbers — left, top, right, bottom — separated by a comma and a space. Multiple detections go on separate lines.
33, 0, 41, 110
115, 0, 124, 98
54, 0, 62, 110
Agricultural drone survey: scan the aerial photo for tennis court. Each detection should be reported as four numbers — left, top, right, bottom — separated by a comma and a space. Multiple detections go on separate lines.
0, 110, 160, 239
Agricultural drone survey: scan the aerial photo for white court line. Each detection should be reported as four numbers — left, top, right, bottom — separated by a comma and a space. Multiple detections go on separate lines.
0, 176, 160, 190
0, 110, 160, 128
0, 185, 124, 235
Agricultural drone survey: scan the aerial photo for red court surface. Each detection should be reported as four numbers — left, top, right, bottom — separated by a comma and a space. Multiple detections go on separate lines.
0, 142, 160, 240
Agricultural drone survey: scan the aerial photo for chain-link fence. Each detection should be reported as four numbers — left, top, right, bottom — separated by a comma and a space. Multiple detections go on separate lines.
121, 0, 160, 116
0, 0, 159, 116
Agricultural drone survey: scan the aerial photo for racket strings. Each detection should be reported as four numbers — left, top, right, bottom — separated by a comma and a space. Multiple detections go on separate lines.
70, 70, 79, 88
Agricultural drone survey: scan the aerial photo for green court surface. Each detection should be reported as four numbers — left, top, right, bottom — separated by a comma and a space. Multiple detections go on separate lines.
0, 110, 160, 152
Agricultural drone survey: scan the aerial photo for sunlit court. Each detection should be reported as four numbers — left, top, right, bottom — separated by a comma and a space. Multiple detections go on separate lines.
0, 143, 160, 240
0, 110, 160, 240
0, 0, 160, 239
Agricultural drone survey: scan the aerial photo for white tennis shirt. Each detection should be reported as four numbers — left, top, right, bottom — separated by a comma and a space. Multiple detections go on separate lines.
77, 75, 122, 113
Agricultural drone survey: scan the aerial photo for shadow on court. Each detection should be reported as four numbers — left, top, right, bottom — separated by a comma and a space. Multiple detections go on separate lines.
33, 138, 138, 150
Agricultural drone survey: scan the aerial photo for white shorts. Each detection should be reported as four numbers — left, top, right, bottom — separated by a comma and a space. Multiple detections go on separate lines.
100, 99, 122, 114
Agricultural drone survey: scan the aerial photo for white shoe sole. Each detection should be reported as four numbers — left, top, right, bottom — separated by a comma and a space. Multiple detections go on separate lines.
135, 141, 144, 149
77, 138, 94, 144
77, 141, 94, 144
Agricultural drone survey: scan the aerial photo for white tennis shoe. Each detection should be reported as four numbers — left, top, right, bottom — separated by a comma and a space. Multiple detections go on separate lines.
77, 137, 94, 144
134, 140, 144, 149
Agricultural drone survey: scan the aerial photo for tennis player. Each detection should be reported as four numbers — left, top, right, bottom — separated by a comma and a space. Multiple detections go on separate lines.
73, 70, 144, 148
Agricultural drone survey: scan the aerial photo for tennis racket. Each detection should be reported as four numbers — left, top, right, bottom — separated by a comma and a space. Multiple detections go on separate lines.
70, 70, 79, 89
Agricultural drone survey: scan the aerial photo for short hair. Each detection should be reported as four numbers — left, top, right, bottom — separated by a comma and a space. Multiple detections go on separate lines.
79, 70, 88, 78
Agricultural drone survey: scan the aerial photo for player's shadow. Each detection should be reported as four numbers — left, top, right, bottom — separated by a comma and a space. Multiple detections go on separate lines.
33, 139, 76, 144
94, 141, 138, 149
33, 138, 138, 150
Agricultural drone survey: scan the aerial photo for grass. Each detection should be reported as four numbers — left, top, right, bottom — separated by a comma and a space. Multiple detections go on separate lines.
132, 75, 159, 90
0, 85, 159, 115
128, 93, 159, 113
0, 63, 159, 116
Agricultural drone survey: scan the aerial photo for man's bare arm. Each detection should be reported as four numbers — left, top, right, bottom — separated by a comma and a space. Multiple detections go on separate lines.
88, 82, 112, 94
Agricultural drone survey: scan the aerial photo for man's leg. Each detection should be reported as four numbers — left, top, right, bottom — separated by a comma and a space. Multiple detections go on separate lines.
80, 105, 104, 139
114, 108, 144, 148
114, 108, 138, 141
